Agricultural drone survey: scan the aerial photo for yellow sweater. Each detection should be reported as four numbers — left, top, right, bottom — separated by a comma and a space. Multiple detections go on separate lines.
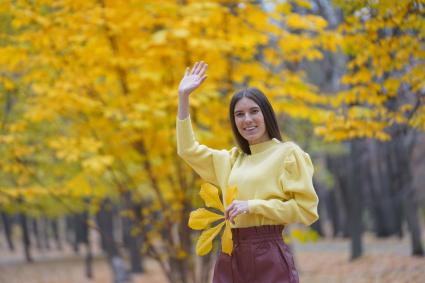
176, 116, 319, 228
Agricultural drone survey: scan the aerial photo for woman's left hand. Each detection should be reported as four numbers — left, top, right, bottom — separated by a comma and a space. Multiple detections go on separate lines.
225, 200, 249, 224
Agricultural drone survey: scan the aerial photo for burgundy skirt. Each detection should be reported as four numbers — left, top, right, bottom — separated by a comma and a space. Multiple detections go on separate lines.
212, 225, 299, 283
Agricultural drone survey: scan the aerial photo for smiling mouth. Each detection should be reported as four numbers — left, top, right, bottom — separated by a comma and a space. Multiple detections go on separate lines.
244, 126, 257, 131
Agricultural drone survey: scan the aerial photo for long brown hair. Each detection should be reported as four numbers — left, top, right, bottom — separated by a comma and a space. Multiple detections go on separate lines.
229, 87, 282, 155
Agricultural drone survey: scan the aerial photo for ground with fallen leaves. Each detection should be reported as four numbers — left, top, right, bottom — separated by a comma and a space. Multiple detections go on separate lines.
1, 233, 424, 283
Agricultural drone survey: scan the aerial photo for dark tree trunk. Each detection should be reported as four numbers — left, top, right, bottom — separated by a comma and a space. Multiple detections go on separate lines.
392, 135, 424, 256
385, 141, 404, 238
368, 140, 402, 237
403, 192, 424, 255
329, 140, 364, 260
1, 212, 14, 251
80, 210, 93, 279
122, 212, 144, 274
121, 195, 144, 274
65, 216, 75, 247
31, 218, 42, 250
19, 213, 32, 262
329, 156, 351, 239
348, 140, 366, 260
85, 234, 93, 279
66, 215, 80, 253
310, 182, 325, 236
327, 158, 346, 238
41, 217, 50, 250
51, 218, 62, 250
325, 189, 340, 237
96, 198, 130, 283
72, 214, 82, 253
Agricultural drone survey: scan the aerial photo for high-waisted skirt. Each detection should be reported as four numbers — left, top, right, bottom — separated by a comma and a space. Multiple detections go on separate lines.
212, 225, 299, 283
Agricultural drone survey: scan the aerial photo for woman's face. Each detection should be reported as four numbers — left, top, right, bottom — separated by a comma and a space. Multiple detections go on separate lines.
234, 97, 270, 145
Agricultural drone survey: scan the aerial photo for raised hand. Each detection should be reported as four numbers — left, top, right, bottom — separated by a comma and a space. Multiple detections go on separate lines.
178, 61, 208, 96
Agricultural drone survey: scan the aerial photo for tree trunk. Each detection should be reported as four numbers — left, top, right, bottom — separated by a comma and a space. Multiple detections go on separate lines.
51, 218, 62, 250
31, 218, 42, 250
96, 198, 130, 283
403, 193, 424, 255
1, 212, 14, 251
310, 182, 325, 236
385, 141, 404, 238
84, 213, 93, 279
19, 213, 32, 262
392, 135, 424, 256
325, 189, 340, 237
329, 141, 364, 260
357, 140, 404, 238
65, 216, 75, 248
347, 140, 364, 260
121, 195, 144, 274
41, 217, 50, 250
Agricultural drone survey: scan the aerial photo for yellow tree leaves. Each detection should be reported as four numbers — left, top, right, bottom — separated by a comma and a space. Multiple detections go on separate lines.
314, 0, 424, 142
82, 155, 114, 174
285, 14, 328, 31
188, 183, 238, 256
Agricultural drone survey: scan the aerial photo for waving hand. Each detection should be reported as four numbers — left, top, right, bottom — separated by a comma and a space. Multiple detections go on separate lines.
178, 61, 208, 96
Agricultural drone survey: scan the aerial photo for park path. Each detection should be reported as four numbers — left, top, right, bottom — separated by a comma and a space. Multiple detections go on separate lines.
1, 233, 424, 283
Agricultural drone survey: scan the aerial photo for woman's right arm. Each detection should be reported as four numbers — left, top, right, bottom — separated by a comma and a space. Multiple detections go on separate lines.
176, 62, 233, 186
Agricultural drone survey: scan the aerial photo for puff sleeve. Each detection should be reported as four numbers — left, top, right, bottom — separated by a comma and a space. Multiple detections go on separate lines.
176, 116, 239, 187
247, 144, 319, 225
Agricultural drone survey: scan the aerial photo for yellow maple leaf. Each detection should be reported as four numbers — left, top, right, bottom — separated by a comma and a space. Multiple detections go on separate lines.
188, 183, 238, 256
196, 222, 225, 256
225, 185, 237, 207
221, 221, 233, 255
200, 183, 224, 212
188, 208, 224, 230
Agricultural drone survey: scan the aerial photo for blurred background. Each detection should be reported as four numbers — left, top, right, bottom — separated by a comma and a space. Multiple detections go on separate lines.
0, 0, 424, 282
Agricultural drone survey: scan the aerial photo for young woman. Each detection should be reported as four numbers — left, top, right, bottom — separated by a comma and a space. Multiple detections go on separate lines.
176, 61, 319, 283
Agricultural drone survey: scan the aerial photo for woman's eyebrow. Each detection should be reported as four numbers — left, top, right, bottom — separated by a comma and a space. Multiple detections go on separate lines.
234, 107, 260, 113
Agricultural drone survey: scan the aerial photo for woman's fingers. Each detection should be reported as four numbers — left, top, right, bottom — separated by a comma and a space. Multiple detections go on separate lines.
226, 200, 249, 224
229, 207, 242, 219
186, 61, 207, 78
229, 209, 241, 224
194, 61, 204, 75
198, 63, 207, 77
184, 66, 190, 77
193, 61, 206, 75
199, 75, 208, 84
190, 62, 199, 75
228, 208, 237, 221
227, 202, 240, 221
225, 203, 234, 219
226, 203, 240, 220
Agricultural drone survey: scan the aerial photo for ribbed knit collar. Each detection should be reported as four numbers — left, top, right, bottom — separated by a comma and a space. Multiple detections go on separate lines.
249, 138, 280, 155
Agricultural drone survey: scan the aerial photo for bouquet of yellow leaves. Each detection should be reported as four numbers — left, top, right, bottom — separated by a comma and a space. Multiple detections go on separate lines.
188, 183, 238, 256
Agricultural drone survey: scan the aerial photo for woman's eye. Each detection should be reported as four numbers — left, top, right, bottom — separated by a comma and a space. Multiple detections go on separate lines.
252, 109, 259, 114
235, 113, 244, 117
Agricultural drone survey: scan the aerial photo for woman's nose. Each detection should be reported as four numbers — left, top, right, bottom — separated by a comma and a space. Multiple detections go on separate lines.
244, 113, 253, 122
